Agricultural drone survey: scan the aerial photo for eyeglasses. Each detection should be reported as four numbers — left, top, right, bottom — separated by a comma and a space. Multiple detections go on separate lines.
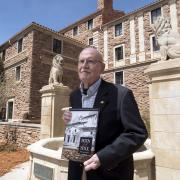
78, 59, 102, 66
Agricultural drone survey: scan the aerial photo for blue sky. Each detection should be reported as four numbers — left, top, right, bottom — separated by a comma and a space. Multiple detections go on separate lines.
0, 0, 155, 45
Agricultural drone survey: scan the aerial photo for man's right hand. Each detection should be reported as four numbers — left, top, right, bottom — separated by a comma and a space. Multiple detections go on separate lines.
63, 110, 72, 124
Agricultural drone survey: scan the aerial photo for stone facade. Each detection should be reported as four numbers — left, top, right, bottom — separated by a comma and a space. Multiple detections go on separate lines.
0, 122, 40, 148
60, 0, 180, 125
0, 23, 84, 122
145, 58, 180, 180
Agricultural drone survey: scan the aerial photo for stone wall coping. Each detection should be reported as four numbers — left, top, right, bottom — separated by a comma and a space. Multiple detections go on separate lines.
144, 58, 180, 77
40, 84, 71, 94
27, 137, 64, 160
133, 139, 154, 161
0, 122, 41, 129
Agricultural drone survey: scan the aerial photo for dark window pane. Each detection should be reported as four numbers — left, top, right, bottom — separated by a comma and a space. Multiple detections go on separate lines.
0, 50, 6, 60
53, 39, 62, 54
151, 7, 161, 24
88, 19, 93, 30
115, 23, 122, 36
8, 101, 13, 119
115, 46, 123, 61
18, 39, 23, 53
88, 38, 93, 45
16, 66, 21, 81
115, 71, 123, 85
73, 26, 78, 36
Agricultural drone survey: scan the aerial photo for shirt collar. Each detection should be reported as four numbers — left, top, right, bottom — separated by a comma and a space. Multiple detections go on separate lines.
80, 78, 101, 97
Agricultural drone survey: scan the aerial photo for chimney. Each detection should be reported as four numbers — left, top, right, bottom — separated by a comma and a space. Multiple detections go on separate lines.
97, 0, 113, 10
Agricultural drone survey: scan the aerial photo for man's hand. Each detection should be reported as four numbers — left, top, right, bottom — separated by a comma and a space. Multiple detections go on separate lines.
84, 154, 101, 171
63, 110, 72, 124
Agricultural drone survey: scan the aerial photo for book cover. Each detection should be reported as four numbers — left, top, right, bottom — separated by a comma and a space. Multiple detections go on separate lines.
61, 108, 99, 162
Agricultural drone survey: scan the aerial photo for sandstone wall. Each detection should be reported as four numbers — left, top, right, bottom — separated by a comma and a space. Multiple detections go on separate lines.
3, 32, 33, 121
0, 122, 40, 148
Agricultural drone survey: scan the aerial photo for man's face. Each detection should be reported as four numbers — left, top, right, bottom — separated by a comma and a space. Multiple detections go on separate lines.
78, 48, 104, 87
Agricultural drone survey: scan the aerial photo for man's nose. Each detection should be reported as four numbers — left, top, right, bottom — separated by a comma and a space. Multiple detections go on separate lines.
82, 60, 89, 66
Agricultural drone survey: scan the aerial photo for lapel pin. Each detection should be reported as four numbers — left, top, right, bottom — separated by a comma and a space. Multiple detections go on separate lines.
100, 101, 105, 104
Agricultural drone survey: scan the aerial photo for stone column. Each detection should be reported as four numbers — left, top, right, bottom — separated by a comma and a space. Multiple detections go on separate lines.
145, 59, 180, 180
40, 84, 71, 139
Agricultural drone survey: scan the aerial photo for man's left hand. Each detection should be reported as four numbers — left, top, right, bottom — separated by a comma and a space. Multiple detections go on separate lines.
84, 154, 101, 171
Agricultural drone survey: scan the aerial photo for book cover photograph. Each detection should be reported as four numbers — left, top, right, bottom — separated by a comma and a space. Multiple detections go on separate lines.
62, 108, 99, 162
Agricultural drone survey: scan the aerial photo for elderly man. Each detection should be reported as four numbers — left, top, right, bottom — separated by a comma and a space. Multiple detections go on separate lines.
64, 47, 148, 180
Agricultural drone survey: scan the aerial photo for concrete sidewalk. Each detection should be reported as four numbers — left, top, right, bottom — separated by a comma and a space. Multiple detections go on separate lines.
0, 161, 30, 180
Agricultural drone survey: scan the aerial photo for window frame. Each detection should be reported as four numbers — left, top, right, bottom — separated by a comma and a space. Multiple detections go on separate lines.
114, 22, 123, 37
87, 19, 93, 30
150, 7, 162, 24
6, 98, 14, 121
114, 44, 125, 62
17, 38, 23, 53
15, 65, 21, 81
73, 26, 79, 36
88, 37, 93, 46
52, 38, 62, 54
114, 71, 124, 85
0, 50, 6, 60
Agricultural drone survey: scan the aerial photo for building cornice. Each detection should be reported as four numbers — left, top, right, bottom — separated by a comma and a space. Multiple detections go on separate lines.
0, 22, 85, 50
102, 0, 169, 27
59, 10, 103, 33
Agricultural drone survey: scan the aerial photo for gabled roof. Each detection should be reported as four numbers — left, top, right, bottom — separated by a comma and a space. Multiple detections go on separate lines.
59, 8, 124, 33
0, 22, 85, 49
59, 10, 103, 33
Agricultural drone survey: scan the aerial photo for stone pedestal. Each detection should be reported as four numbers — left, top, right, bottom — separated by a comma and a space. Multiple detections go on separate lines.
145, 58, 180, 180
40, 84, 71, 139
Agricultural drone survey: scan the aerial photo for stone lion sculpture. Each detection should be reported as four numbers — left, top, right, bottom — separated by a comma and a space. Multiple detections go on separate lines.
49, 54, 63, 85
151, 17, 180, 61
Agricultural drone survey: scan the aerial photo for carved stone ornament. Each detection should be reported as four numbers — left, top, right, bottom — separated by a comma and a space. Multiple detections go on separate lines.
151, 17, 180, 61
49, 54, 64, 85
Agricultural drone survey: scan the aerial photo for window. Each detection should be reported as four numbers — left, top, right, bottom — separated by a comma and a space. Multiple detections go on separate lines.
115, 23, 122, 37
18, 38, 23, 53
115, 46, 124, 61
73, 26, 78, 36
151, 7, 161, 24
6, 98, 14, 121
87, 19, 93, 30
16, 65, 21, 81
115, 71, 124, 85
53, 39, 62, 54
88, 38, 93, 46
0, 50, 6, 60
152, 36, 159, 51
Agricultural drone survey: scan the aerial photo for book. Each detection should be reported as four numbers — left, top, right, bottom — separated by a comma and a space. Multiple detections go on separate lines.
61, 108, 99, 162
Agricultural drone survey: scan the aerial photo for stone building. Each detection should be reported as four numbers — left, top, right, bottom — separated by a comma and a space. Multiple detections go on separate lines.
0, 0, 179, 125
60, 0, 180, 127
0, 22, 84, 122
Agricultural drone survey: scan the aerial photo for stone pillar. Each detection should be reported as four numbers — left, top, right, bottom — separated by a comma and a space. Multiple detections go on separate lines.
40, 84, 71, 139
145, 59, 180, 180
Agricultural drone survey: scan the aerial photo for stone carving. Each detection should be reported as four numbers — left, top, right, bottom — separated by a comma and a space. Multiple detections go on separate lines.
152, 17, 180, 60
49, 54, 63, 85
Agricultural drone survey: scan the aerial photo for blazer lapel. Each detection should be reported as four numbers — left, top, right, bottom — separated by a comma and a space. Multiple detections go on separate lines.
93, 80, 109, 112
74, 89, 82, 108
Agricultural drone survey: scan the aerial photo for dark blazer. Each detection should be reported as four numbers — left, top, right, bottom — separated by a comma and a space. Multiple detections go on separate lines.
68, 80, 148, 180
